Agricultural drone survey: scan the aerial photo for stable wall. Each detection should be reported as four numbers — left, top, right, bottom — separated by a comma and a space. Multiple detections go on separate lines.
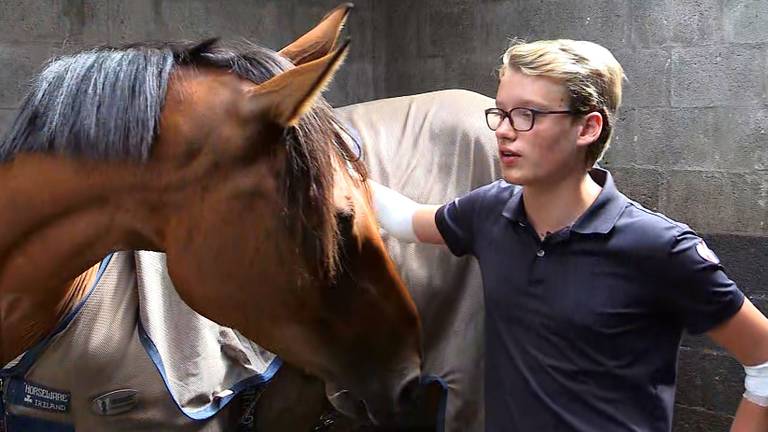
0, 0, 376, 130
1, 1, 766, 430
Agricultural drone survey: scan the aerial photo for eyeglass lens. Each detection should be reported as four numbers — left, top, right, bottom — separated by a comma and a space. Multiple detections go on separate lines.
486, 108, 534, 131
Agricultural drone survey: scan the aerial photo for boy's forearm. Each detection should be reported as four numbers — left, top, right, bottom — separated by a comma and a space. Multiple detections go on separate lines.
368, 180, 445, 244
368, 180, 420, 242
731, 398, 768, 432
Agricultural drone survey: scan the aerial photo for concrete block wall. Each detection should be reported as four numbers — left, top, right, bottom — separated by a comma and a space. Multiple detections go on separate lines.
370, 1, 768, 430
1, 1, 766, 430
0, 0, 375, 129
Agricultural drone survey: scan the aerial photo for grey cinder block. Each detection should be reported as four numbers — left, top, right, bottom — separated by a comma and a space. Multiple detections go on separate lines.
677, 347, 743, 414
660, 170, 768, 235
724, 0, 768, 43
0, 42, 61, 109
606, 165, 664, 210
611, 107, 768, 171
482, 0, 629, 53
672, 405, 735, 432
671, 46, 766, 108
705, 234, 768, 299
615, 48, 671, 108
631, 0, 722, 47
0, 0, 108, 44
109, 0, 286, 46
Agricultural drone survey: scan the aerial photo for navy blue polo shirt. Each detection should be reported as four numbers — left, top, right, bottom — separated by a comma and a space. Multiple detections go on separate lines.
435, 168, 745, 432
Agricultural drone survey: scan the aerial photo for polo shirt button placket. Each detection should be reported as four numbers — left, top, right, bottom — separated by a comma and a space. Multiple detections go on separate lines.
536, 249, 545, 257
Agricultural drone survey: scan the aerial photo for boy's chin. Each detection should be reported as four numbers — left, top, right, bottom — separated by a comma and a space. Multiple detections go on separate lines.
501, 169, 525, 186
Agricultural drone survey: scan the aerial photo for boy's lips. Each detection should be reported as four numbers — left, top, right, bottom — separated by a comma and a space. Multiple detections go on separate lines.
499, 148, 521, 165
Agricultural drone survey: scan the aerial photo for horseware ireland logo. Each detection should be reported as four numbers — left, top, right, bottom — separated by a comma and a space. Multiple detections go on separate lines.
20, 381, 70, 413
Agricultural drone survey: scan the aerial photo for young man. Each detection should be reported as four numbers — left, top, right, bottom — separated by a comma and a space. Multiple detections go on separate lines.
371, 39, 768, 431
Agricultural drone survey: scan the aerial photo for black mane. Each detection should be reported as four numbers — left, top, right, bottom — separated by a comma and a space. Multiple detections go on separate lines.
0, 43, 173, 162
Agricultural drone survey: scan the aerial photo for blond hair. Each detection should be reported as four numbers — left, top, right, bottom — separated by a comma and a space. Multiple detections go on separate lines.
499, 39, 625, 166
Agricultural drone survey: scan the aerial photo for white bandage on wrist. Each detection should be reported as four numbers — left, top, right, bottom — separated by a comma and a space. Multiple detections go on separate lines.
369, 181, 419, 243
744, 361, 768, 407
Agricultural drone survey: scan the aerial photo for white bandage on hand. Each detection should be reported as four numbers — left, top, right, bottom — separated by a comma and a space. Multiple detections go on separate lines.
368, 181, 419, 243
744, 361, 768, 407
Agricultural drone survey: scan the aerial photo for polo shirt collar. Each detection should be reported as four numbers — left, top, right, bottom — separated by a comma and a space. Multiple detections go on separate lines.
501, 168, 626, 235
501, 185, 526, 223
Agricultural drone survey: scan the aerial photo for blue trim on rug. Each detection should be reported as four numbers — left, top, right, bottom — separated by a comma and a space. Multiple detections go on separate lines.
421, 374, 448, 432
1, 254, 114, 377
137, 319, 282, 421
338, 120, 364, 161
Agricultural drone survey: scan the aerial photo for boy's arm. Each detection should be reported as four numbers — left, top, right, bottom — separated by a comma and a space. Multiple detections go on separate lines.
413, 205, 444, 244
368, 180, 444, 245
706, 299, 768, 431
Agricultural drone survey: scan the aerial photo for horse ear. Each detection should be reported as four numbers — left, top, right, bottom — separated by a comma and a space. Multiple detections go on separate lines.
279, 3, 352, 65
250, 39, 350, 127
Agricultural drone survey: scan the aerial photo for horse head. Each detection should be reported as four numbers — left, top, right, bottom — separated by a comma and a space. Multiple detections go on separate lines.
157, 23, 424, 430
0, 4, 422, 426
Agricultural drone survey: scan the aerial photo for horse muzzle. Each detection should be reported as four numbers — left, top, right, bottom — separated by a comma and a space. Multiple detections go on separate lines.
325, 373, 441, 428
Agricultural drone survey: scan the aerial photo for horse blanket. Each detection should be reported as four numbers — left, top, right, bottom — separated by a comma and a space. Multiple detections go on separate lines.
339, 88, 498, 432
1, 251, 279, 431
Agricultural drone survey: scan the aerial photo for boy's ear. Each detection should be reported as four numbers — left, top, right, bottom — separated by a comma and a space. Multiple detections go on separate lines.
577, 111, 603, 148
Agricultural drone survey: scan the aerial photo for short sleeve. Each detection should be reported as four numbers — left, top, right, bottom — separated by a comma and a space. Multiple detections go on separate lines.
435, 184, 493, 257
664, 230, 745, 335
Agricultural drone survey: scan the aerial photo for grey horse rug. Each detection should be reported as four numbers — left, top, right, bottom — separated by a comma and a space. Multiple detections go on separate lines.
339, 89, 499, 432
1, 251, 279, 431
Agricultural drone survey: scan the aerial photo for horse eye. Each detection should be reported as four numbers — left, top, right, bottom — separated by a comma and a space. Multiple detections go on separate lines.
336, 209, 355, 233
333, 208, 355, 247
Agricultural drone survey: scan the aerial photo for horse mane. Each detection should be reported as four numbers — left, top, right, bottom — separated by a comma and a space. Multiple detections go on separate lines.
0, 44, 174, 162
0, 39, 367, 280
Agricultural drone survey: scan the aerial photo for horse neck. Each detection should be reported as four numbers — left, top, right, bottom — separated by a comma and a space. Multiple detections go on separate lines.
0, 153, 164, 364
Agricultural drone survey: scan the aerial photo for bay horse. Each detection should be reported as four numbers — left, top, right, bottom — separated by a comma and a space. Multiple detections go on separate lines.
0, 3, 422, 429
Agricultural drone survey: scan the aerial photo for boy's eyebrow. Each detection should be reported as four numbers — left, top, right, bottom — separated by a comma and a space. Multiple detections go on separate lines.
495, 97, 558, 109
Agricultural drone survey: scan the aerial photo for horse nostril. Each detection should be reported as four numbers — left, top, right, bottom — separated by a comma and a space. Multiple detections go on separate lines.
397, 376, 422, 410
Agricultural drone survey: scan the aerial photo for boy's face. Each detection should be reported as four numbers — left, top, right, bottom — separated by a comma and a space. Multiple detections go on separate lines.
494, 68, 587, 187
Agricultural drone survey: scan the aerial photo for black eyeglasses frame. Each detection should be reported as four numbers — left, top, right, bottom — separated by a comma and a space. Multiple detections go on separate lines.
484, 107, 585, 132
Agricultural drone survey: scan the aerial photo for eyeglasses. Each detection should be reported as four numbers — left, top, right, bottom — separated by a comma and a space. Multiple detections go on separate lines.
484, 107, 580, 132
